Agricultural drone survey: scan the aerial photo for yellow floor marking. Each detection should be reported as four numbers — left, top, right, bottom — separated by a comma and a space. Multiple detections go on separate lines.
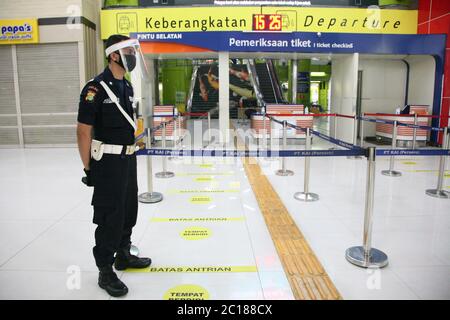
168, 189, 239, 194
151, 217, 245, 222
176, 172, 234, 176
194, 176, 216, 182
198, 164, 214, 168
189, 196, 212, 204
232, 122, 342, 300
126, 266, 258, 273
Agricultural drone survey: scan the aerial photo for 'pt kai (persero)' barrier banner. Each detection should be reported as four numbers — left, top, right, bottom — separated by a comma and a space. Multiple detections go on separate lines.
0, 19, 39, 45
101, 6, 417, 39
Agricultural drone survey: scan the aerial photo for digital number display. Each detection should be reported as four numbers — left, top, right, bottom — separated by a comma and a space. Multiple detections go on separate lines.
252, 14, 282, 32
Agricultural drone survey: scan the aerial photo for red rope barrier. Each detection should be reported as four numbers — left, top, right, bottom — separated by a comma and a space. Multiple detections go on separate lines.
336, 114, 355, 119
264, 113, 336, 117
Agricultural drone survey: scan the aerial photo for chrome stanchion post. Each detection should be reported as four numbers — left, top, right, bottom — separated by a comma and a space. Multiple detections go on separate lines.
334, 114, 338, 140
139, 128, 163, 203
276, 120, 294, 176
178, 116, 184, 148
266, 116, 275, 161
207, 111, 211, 144
263, 115, 271, 161
262, 113, 267, 150
346, 147, 388, 268
155, 121, 175, 178
348, 114, 362, 159
426, 127, 450, 199
381, 120, 402, 177
329, 114, 338, 150
172, 116, 183, 161
294, 127, 319, 202
169, 117, 177, 161
360, 115, 364, 148
412, 113, 418, 150
173, 116, 177, 147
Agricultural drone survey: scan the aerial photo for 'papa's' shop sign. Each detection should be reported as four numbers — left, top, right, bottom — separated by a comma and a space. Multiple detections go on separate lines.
0, 19, 39, 45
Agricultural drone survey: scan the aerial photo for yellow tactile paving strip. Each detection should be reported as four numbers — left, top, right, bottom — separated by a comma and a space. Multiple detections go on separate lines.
232, 122, 342, 300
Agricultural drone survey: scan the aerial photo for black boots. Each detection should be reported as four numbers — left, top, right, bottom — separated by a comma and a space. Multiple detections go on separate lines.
98, 266, 128, 297
114, 246, 152, 271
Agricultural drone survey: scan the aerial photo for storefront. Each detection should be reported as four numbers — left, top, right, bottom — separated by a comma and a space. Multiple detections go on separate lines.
0, 0, 102, 147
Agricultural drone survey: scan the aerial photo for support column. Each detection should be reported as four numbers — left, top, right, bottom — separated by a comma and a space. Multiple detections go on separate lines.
297, 59, 311, 106
291, 60, 298, 104
142, 58, 155, 129
219, 51, 229, 143
11, 45, 24, 147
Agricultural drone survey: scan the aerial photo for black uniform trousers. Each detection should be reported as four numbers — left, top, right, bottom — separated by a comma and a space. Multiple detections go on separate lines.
90, 152, 138, 268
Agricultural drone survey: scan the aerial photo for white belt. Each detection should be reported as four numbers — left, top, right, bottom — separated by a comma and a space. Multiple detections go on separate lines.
103, 143, 137, 155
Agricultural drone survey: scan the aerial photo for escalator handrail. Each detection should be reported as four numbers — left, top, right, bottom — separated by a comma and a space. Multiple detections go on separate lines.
246, 59, 266, 111
267, 59, 287, 104
186, 65, 199, 113
264, 61, 279, 104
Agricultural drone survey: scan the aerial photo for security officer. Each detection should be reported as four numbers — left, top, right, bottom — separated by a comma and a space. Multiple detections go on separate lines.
77, 34, 151, 297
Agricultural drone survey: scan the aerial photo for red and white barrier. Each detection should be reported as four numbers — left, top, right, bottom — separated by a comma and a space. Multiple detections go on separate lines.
251, 104, 313, 139
152, 105, 187, 141
376, 118, 428, 141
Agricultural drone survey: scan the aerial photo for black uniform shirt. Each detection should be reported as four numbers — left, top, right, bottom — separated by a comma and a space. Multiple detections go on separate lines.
77, 67, 135, 146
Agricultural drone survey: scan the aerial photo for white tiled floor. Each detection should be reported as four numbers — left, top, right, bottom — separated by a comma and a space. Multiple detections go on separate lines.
0, 121, 290, 300
233, 118, 450, 300
0, 119, 449, 300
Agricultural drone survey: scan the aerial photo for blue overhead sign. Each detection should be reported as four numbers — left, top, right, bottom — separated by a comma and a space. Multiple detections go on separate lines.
133, 31, 446, 57
132, 31, 446, 143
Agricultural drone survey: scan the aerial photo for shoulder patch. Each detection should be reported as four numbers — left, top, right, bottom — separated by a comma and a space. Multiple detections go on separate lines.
85, 90, 97, 102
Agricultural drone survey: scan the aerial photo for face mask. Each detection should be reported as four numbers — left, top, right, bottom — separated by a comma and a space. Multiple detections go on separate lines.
116, 53, 136, 72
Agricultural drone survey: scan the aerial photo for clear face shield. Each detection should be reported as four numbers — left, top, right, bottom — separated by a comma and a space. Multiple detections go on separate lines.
105, 39, 149, 82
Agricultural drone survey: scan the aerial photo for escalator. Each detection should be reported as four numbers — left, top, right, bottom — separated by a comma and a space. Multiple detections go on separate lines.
253, 60, 287, 105
190, 65, 219, 118
189, 64, 255, 119
188, 60, 285, 118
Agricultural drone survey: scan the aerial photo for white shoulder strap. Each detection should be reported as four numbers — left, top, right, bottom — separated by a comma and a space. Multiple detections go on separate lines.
99, 81, 137, 131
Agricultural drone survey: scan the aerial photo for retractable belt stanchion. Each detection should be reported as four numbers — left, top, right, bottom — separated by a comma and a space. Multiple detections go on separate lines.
263, 115, 272, 161
381, 120, 402, 177
294, 127, 319, 202
262, 113, 267, 151
412, 113, 418, 150
348, 113, 362, 159
346, 147, 389, 268
329, 114, 338, 150
360, 115, 364, 148
178, 116, 184, 148
266, 116, 276, 161
207, 111, 212, 144
155, 121, 175, 178
138, 128, 163, 203
169, 116, 177, 161
174, 116, 183, 160
426, 127, 450, 199
275, 120, 294, 176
